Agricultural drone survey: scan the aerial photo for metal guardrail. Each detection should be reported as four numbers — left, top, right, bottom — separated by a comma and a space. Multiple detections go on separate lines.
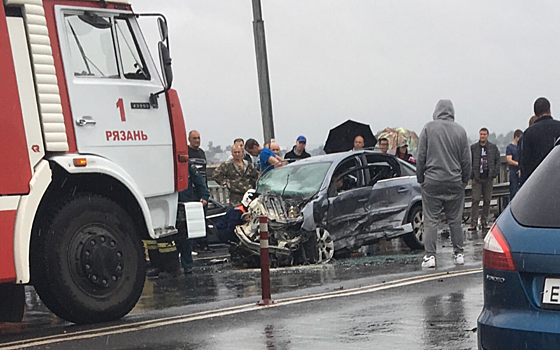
208, 182, 230, 205
205, 167, 230, 204
464, 182, 510, 220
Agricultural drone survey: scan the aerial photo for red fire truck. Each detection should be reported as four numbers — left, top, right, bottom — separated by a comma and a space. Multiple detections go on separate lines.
0, 0, 188, 324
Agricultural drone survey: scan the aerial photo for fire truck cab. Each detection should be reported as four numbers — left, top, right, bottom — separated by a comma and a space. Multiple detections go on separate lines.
0, 0, 188, 324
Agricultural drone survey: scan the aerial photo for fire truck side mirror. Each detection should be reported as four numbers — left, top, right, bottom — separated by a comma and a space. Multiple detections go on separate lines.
157, 17, 168, 42
146, 14, 173, 108
158, 42, 173, 89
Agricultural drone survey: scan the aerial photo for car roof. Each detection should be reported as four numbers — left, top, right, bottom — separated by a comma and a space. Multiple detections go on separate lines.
284, 150, 395, 166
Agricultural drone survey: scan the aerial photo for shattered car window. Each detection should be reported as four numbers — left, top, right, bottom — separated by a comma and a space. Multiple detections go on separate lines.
257, 162, 332, 199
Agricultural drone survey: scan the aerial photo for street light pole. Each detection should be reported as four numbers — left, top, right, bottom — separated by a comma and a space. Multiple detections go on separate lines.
251, 0, 275, 144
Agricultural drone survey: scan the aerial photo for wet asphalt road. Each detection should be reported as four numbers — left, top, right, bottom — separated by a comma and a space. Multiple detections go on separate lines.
0, 228, 486, 349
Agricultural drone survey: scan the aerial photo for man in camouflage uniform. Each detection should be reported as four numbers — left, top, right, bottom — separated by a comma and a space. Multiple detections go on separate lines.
213, 144, 259, 206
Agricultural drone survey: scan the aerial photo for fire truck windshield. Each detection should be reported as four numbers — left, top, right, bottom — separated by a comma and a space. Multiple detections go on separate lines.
65, 13, 118, 77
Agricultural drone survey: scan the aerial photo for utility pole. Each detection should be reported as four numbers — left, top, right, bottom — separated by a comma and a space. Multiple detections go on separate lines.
251, 0, 275, 144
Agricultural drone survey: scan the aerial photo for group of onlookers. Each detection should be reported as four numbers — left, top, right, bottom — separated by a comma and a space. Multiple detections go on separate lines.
212, 135, 311, 205
175, 131, 314, 272
350, 133, 415, 164
417, 97, 560, 269
150, 130, 312, 275
168, 97, 560, 274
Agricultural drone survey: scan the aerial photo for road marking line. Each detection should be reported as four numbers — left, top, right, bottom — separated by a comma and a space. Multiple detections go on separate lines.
0, 268, 481, 349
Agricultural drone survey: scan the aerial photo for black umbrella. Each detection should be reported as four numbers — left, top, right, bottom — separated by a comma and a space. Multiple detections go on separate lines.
323, 120, 377, 154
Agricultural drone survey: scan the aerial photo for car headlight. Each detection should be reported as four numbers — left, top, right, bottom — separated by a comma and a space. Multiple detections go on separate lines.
288, 206, 296, 218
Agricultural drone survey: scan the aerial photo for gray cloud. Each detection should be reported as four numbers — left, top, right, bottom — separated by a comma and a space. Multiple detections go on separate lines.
133, 1, 559, 149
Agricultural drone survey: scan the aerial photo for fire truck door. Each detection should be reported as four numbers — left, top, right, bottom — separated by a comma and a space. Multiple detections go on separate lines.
56, 9, 174, 197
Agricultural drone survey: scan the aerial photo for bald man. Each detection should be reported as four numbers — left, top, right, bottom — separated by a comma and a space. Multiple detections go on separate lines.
270, 142, 282, 160
353, 135, 365, 151
188, 130, 207, 180
213, 144, 259, 205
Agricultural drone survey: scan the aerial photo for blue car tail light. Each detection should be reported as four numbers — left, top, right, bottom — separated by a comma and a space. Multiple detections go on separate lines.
483, 223, 516, 271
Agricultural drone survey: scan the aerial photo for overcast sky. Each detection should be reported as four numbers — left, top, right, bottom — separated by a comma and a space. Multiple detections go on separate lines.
134, 1, 560, 149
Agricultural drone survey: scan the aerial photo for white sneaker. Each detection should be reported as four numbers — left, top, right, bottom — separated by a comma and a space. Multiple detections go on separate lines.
422, 255, 436, 268
454, 253, 464, 265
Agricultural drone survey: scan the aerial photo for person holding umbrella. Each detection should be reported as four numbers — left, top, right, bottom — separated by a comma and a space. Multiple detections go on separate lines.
324, 120, 377, 154
353, 135, 365, 151
396, 141, 415, 163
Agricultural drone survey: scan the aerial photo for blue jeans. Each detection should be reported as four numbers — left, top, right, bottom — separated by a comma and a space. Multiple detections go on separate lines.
509, 174, 520, 201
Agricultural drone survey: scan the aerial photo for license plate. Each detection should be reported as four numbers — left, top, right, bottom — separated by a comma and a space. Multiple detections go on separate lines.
542, 278, 560, 307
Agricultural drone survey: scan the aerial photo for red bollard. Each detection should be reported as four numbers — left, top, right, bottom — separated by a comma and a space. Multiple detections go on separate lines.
258, 215, 273, 306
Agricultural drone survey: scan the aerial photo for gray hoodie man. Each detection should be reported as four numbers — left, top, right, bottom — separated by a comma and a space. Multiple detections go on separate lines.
416, 100, 471, 267
416, 100, 471, 185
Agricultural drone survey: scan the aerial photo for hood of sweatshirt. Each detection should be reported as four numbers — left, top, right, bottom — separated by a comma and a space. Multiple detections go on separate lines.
432, 100, 455, 121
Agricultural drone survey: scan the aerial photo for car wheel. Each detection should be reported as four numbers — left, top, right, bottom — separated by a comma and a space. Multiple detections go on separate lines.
402, 205, 425, 250
31, 194, 145, 324
316, 227, 334, 263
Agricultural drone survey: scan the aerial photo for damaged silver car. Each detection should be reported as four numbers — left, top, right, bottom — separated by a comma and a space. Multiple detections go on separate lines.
231, 150, 424, 267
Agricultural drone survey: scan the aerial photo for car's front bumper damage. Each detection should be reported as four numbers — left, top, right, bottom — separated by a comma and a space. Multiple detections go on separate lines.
232, 193, 316, 267
231, 190, 414, 267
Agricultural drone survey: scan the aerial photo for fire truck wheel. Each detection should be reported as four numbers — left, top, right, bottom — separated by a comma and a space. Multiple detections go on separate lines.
31, 194, 145, 324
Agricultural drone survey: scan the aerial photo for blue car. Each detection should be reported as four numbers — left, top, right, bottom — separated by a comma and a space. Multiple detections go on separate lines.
478, 145, 560, 349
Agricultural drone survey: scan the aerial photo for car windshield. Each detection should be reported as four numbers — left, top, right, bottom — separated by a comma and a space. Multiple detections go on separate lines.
257, 162, 332, 199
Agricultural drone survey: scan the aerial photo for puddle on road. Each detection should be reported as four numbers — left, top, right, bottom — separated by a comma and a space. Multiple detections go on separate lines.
422, 292, 477, 349
6, 228, 484, 334
134, 229, 484, 314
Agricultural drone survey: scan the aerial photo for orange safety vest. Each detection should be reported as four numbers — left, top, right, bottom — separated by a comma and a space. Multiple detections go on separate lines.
236, 205, 247, 214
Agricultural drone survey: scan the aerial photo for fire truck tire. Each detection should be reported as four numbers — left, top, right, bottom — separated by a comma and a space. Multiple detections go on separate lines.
31, 194, 145, 324
0, 284, 25, 322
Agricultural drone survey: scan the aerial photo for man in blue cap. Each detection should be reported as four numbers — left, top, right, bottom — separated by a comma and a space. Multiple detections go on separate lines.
285, 135, 311, 160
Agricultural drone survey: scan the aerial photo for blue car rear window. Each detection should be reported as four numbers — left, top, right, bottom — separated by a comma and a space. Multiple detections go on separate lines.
511, 146, 560, 228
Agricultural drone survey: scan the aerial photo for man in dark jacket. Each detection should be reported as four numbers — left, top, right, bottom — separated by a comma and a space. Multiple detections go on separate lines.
416, 100, 471, 268
188, 130, 207, 182
469, 128, 500, 231
176, 162, 210, 273
520, 97, 560, 184
284, 135, 311, 160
